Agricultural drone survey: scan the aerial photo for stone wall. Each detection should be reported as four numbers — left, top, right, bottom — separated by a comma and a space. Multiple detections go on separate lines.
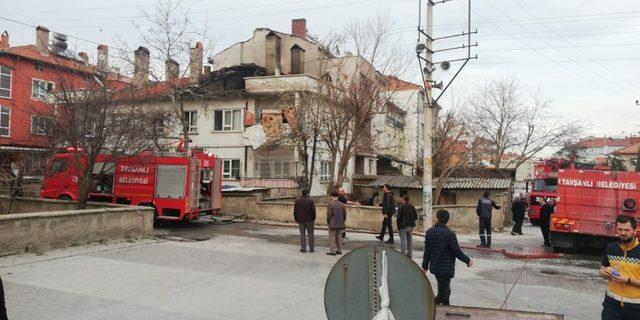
0, 196, 154, 256
221, 191, 508, 234
0, 196, 105, 214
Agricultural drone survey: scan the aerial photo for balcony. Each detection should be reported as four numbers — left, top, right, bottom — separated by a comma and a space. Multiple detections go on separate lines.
241, 177, 298, 189
244, 74, 318, 94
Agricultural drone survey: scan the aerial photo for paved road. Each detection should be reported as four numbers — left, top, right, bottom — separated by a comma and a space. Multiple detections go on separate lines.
0, 221, 607, 319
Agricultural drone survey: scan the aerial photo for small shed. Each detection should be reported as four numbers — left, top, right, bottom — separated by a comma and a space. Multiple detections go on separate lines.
357, 175, 512, 208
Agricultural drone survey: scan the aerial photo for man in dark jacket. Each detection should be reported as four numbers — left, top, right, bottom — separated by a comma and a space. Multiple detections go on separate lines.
326, 191, 347, 255
539, 198, 556, 247
511, 193, 527, 235
376, 184, 396, 244
293, 189, 316, 253
422, 209, 473, 306
476, 191, 502, 248
0, 276, 7, 320
338, 188, 349, 240
397, 195, 418, 257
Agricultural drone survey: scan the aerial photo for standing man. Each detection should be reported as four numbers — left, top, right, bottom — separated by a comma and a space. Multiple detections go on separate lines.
326, 191, 346, 256
0, 276, 7, 320
539, 198, 556, 247
338, 188, 349, 240
422, 209, 473, 306
376, 184, 395, 244
397, 195, 418, 258
476, 191, 502, 248
511, 193, 527, 236
599, 215, 640, 320
293, 189, 316, 253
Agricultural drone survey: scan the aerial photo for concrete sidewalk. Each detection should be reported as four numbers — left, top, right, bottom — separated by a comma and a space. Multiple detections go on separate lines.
0, 222, 606, 319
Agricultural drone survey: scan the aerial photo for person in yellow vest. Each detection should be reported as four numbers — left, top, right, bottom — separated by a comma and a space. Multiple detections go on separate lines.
599, 215, 640, 320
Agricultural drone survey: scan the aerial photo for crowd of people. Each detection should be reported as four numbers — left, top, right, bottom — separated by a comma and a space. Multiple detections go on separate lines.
292, 186, 640, 318
292, 184, 473, 305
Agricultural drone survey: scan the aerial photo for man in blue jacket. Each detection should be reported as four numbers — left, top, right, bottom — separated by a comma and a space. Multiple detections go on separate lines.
422, 209, 473, 306
476, 191, 502, 248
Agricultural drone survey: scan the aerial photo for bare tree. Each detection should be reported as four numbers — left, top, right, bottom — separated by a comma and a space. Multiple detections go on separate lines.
127, 0, 216, 152
43, 62, 167, 209
463, 76, 583, 170
313, 15, 410, 191
272, 90, 323, 191
432, 111, 469, 205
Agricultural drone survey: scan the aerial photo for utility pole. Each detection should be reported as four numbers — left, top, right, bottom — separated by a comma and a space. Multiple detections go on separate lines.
422, 0, 434, 230
416, 0, 476, 230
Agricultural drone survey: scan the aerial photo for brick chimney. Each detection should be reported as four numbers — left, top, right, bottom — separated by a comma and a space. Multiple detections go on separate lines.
0, 31, 9, 49
291, 19, 307, 39
78, 52, 89, 64
35, 26, 49, 55
189, 42, 203, 84
165, 58, 179, 81
97, 44, 108, 71
133, 46, 150, 87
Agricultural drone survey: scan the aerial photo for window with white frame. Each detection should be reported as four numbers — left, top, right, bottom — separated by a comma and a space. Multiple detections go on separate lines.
0, 65, 11, 99
368, 159, 375, 175
223, 159, 241, 180
32, 79, 55, 101
320, 161, 330, 182
0, 106, 10, 136
31, 115, 54, 135
183, 110, 197, 133
213, 109, 242, 132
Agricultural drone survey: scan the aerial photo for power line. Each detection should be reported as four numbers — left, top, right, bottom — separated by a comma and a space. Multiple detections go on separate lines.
510, 0, 639, 130
12, 0, 316, 22
465, 0, 636, 97
475, 57, 640, 65
511, 0, 640, 98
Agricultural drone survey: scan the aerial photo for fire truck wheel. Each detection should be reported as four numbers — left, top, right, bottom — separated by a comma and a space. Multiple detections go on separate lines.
57, 195, 72, 201
529, 218, 539, 226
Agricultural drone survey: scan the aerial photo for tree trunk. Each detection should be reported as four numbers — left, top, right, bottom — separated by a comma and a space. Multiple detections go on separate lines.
327, 151, 338, 194
298, 142, 310, 190
76, 165, 93, 210
308, 134, 318, 191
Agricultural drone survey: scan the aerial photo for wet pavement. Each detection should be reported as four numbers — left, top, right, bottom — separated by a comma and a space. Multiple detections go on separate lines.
0, 220, 607, 319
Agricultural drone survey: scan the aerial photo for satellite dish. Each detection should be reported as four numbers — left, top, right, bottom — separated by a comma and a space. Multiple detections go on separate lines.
324, 245, 435, 320
440, 61, 450, 70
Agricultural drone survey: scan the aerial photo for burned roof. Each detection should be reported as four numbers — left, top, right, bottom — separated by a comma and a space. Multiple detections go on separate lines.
365, 175, 512, 190
201, 64, 266, 92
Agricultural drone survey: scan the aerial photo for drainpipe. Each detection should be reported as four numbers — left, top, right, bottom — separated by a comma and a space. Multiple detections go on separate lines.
244, 100, 249, 179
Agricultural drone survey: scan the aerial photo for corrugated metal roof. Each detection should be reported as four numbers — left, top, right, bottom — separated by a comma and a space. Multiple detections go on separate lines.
367, 176, 511, 190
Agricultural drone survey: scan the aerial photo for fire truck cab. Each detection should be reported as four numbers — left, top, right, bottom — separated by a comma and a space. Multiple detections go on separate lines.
40, 150, 222, 223
551, 168, 640, 250
527, 159, 568, 224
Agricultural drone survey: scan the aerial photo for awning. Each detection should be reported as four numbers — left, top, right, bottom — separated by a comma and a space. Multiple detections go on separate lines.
377, 154, 414, 166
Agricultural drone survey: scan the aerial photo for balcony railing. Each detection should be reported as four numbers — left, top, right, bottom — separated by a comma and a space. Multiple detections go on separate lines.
241, 177, 298, 188
244, 74, 318, 94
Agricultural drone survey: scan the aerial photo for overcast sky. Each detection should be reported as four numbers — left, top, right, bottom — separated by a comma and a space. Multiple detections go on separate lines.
2, 0, 639, 138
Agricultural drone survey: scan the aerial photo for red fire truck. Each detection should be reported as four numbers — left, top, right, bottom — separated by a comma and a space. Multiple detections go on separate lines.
40, 149, 223, 222
551, 168, 640, 250
527, 158, 569, 225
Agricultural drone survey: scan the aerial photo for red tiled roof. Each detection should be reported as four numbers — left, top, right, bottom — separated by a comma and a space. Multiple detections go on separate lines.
1, 45, 94, 73
114, 77, 192, 100
575, 136, 640, 148
613, 142, 640, 155
385, 76, 421, 91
